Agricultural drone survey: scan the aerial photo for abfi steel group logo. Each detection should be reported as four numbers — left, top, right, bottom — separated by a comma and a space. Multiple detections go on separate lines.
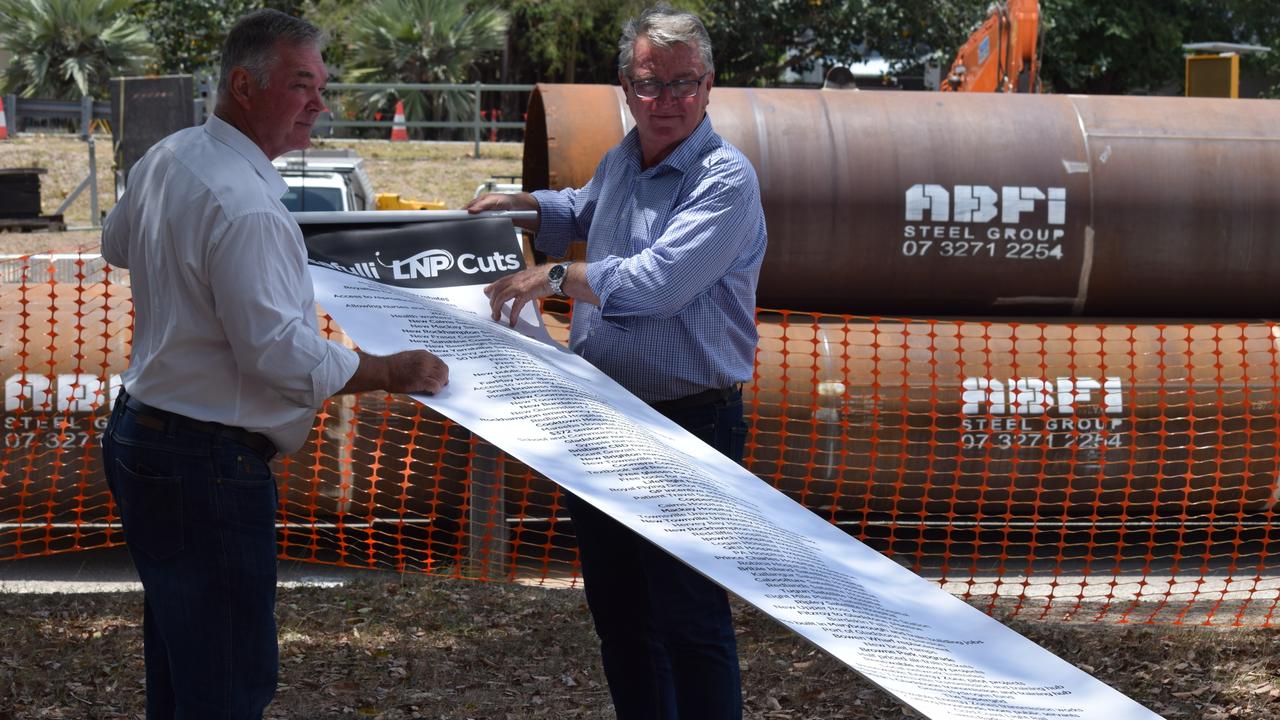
961, 376, 1123, 416
906, 184, 1067, 225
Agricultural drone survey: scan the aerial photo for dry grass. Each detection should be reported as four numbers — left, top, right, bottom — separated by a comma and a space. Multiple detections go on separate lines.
1, 574, 1278, 719
310, 138, 523, 211
0, 133, 523, 255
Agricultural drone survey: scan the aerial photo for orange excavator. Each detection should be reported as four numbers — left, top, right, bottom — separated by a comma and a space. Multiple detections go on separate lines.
940, 0, 1041, 92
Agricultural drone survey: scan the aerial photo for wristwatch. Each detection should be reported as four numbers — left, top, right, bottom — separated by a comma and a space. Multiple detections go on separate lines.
547, 261, 572, 297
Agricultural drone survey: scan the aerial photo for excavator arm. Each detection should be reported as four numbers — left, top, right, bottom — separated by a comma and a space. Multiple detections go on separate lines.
940, 0, 1041, 92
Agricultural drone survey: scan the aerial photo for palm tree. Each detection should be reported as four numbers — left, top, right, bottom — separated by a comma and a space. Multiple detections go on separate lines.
0, 0, 153, 100
343, 0, 509, 138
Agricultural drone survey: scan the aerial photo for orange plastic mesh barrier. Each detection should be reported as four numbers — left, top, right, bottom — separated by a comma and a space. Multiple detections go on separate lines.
2, 253, 1278, 626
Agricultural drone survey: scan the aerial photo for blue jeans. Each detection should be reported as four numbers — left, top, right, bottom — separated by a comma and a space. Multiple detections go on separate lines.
565, 391, 747, 720
101, 393, 279, 719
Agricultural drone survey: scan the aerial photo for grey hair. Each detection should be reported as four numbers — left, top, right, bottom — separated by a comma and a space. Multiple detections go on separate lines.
618, 4, 714, 79
217, 9, 326, 93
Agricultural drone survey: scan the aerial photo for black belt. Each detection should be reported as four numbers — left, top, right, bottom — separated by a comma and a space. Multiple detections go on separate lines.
649, 384, 743, 414
120, 391, 278, 462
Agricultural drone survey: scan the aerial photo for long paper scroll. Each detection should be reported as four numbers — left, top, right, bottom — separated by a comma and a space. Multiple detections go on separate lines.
303, 215, 1162, 720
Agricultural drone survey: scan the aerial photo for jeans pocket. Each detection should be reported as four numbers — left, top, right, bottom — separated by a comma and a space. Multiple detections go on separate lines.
112, 458, 184, 561
214, 451, 278, 532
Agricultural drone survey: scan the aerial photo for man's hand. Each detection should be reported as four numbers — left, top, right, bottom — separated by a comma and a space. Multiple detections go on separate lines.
342, 349, 449, 395
382, 350, 449, 394
464, 192, 541, 231
484, 265, 553, 328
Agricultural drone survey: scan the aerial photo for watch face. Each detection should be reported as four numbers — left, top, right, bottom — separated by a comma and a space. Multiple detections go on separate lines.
548, 264, 566, 282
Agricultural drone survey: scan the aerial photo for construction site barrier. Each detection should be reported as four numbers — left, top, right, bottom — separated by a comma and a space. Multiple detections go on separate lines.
2, 253, 1277, 626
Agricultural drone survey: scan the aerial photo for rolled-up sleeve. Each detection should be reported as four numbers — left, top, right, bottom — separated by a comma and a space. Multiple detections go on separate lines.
589, 163, 761, 320
207, 212, 358, 409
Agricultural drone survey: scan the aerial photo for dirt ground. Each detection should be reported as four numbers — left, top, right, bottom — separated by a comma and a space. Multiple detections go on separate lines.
3, 134, 1279, 719
0, 572, 1277, 720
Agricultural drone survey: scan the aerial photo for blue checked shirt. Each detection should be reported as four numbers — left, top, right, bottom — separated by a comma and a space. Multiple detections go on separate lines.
532, 115, 768, 403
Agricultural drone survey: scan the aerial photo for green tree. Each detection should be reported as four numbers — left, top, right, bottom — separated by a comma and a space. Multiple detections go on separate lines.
131, 0, 251, 76
131, 0, 309, 78
851, 0, 1280, 96
492, 0, 983, 89
321, 0, 1280, 101
1195, 0, 1280, 98
1036, 1, 1195, 94
299, 0, 366, 73
0, 0, 153, 99
1032, 0, 1280, 95
700, 0, 871, 86
499, 0, 638, 84
698, 0, 991, 87
344, 0, 510, 137
857, 0, 987, 76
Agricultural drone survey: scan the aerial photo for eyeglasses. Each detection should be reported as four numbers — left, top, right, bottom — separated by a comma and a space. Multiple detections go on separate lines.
628, 72, 709, 99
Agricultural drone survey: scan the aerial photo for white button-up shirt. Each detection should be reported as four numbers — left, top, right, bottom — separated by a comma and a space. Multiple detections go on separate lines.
102, 115, 358, 453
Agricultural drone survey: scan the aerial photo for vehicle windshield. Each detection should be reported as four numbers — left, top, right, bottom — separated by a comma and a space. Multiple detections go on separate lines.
280, 186, 344, 212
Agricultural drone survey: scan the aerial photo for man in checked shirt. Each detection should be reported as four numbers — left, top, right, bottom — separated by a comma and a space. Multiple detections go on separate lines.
468, 5, 766, 717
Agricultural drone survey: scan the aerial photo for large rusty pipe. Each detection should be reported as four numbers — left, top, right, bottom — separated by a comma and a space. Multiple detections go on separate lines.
523, 85, 1280, 318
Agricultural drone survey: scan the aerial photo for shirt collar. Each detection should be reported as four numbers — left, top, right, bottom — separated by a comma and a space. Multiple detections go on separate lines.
623, 113, 716, 177
204, 115, 288, 199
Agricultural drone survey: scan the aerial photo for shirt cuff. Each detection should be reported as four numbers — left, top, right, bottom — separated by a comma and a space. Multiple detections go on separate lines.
530, 189, 574, 258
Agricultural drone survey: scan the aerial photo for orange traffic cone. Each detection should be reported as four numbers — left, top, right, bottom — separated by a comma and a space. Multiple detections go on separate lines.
390, 100, 408, 142
0, 97, 8, 140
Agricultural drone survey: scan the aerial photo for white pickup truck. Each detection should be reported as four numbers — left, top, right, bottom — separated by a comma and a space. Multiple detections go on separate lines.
273, 149, 376, 212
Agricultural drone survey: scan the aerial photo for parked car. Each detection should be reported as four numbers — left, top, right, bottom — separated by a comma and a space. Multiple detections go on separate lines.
273, 149, 375, 212
473, 175, 522, 198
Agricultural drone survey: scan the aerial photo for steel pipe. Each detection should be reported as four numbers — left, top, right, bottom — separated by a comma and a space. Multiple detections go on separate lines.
523, 85, 1280, 318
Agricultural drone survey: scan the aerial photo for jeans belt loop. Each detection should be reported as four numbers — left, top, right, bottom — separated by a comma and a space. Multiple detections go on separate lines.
119, 389, 278, 461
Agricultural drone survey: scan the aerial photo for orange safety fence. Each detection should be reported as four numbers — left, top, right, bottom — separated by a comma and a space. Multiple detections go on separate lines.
2, 253, 1278, 626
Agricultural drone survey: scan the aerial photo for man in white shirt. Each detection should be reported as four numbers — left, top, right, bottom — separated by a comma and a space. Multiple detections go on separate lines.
99, 10, 447, 718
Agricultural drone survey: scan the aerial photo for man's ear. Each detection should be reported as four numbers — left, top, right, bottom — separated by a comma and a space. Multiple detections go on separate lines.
227, 66, 255, 110
619, 72, 629, 95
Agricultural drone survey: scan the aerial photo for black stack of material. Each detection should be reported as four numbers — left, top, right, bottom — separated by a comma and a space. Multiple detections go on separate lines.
0, 168, 45, 219
109, 75, 195, 192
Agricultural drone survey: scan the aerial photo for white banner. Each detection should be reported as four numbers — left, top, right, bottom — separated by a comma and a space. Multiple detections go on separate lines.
305, 218, 1162, 720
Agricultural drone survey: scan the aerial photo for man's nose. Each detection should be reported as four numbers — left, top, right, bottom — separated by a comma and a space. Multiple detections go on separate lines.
653, 86, 681, 104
